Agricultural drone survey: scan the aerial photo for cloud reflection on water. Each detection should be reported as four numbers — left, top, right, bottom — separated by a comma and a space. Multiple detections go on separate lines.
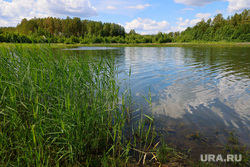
120, 47, 250, 132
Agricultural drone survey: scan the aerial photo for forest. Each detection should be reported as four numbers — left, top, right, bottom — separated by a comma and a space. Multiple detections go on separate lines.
0, 9, 249, 44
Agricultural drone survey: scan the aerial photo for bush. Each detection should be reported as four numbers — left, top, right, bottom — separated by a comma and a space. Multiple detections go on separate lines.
57, 37, 65, 43
64, 38, 70, 44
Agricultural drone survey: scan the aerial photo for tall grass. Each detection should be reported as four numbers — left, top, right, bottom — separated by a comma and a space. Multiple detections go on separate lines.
0, 45, 130, 166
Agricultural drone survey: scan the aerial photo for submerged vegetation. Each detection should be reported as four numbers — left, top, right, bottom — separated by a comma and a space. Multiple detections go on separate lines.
0, 9, 249, 44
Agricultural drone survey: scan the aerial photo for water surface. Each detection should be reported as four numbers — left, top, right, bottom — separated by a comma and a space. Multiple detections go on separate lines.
65, 46, 118, 50
71, 46, 250, 149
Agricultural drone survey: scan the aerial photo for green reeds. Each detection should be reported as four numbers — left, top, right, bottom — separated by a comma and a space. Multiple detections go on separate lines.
0, 45, 127, 166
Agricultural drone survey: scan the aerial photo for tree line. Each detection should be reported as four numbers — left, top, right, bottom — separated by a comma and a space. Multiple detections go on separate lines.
176, 9, 250, 42
0, 9, 249, 44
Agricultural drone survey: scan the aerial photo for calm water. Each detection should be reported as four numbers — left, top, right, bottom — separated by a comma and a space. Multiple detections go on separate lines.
71, 46, 250, 149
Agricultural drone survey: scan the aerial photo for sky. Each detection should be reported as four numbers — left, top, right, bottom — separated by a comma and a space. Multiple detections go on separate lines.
0, 0, 249, 34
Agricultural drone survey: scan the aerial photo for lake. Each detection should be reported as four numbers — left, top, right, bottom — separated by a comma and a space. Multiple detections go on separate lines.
70, 46, 250, 154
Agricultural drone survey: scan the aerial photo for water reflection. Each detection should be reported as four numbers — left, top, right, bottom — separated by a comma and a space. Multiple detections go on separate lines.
117, 47, 250, 145
65, 46, 118, 50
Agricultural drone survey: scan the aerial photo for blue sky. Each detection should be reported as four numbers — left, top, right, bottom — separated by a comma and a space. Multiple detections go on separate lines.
0, 0, 249, 34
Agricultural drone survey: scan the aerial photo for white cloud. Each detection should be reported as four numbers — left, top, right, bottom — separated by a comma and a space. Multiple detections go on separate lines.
0, 0, 33, 17
195, 13, 212, 19
124, 17, 198, 34
181, 8, 195, 11
171, 26, 187, 32
124, 18, 170, 34
177, 12, 211, 29
106, 6, 117, 10
177, 17, 199, 27
174, 0, 222, 7
175, 0, 249, 13
227, 0, 250, 13
35, 0, 98, 17
0, 0, 98, 27
126, 4, 151, 10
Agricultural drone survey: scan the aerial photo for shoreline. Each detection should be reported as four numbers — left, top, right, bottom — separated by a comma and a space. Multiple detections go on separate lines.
53, 42, 250, 48
1, 42, 250, 49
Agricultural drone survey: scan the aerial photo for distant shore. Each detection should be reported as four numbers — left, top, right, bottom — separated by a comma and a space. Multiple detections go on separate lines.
1, 42, 250, 49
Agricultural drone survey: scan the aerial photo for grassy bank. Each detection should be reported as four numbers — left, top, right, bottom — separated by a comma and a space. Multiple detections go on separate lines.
77, 42, 250, 48
1, 42, 250, 50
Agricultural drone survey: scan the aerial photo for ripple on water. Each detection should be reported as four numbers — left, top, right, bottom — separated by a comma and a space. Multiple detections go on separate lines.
71, 46, 250, 147
116, 47, 250, 146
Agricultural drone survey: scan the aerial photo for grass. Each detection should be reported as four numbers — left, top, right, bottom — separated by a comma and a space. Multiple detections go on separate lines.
0, 44, 130, 166
187, 131, 208, 144
223, 130, 250, 167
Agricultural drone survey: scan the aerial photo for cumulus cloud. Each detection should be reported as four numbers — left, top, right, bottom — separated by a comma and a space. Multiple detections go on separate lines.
177, 12, 211, 29
0, 0, 97, 27
126, 4, 151, 10
195, 13, 212, 19
124, 18, 170, 34
227, 0, 250, 13
35, 0, 98, 17
177, 17, 200, 27
0, 0, 34, 17
124, 17, 194, 34
174, 0, 222, 7
176, 13, 211, 28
